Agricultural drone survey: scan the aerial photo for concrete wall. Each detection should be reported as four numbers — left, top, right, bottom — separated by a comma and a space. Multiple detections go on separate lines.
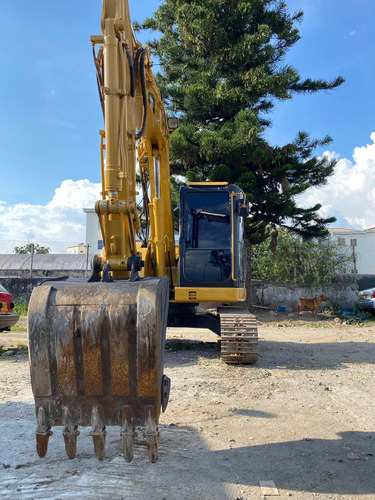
249, 279, 359, 312
1, 277, 43, 303
4, 276, 361, 311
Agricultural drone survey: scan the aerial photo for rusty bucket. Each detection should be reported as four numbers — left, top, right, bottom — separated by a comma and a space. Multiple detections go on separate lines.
28, 276, 170, 462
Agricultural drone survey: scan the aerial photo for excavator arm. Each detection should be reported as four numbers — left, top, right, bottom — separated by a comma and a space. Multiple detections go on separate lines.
90, 0, 176, 281
27, 0, 175, 463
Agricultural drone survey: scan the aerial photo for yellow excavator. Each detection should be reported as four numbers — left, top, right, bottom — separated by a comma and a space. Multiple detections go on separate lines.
28, 0, 258, 463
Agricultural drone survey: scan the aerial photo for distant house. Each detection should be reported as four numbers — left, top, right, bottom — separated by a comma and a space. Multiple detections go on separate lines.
328, 227, 375, 274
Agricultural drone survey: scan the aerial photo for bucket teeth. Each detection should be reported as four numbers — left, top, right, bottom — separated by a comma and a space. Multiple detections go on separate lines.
62, 406, 80, 459
121, 405, 137, 462
161, 375, 171, 413
35, 405, 166, 462
144, 406, 159, 463
89, 405, 106, 461
35, 407, 53, 458
36, 433, 52, 458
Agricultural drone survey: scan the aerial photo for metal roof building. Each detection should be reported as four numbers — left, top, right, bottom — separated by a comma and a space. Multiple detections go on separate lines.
0, 254, 91, 277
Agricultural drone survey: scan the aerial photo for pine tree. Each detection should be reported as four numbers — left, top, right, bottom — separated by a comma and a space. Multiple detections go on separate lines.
140, 0, 343, 243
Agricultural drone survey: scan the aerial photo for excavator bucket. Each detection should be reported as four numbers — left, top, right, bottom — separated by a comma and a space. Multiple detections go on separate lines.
28, 276, 170, 463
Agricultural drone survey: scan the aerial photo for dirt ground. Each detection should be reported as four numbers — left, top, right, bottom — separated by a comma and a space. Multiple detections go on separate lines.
0, 312, 374, 499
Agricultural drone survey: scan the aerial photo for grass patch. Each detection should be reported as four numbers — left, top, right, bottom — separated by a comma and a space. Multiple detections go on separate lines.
13, 302, 28, 316
16, 341, 28, 351
10, 326, 27, 333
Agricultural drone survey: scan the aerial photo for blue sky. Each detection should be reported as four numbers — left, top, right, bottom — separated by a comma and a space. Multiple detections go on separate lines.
1, 0, 375, 245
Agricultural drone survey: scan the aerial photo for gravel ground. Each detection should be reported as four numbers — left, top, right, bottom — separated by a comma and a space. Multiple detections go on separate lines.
0, 313, 374, 499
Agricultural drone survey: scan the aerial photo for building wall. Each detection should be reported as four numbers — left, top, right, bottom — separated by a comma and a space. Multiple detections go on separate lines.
84, 209, 103, 256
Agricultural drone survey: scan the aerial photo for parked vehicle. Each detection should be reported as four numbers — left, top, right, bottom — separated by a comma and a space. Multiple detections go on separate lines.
0, 284, 19, 332
358, 288, 375, 312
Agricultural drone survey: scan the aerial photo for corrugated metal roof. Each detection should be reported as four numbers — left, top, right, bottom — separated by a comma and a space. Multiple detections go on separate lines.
0, 254, 91, 271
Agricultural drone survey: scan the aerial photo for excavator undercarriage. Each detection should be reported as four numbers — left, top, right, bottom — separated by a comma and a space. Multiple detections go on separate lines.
219, 308, 258, 364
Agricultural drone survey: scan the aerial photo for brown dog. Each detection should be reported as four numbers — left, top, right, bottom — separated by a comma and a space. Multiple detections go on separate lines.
296, 294, 329, 317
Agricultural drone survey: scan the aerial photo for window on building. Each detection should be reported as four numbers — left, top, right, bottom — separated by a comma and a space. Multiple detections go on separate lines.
337, 237, 346, 245
98, 240, 104, 250
350, 239, 357, 246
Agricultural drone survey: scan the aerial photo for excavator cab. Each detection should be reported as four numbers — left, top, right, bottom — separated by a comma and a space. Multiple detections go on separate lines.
179, 182, 248, 288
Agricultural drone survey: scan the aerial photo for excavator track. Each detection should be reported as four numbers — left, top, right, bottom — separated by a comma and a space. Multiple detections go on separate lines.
219, 308, 258, 364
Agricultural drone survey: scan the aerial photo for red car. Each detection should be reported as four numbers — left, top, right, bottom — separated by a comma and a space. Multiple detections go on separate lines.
0, 284, 19, 332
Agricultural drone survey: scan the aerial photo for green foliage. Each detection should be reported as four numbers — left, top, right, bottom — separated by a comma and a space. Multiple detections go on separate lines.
11, 327, 27, 333
251, 230, 353, 285
14, 243, 50, 254
142, 0, 344, 243
16, 341, 27, 349
325, 302, 341, 316
13, 302, 28, 316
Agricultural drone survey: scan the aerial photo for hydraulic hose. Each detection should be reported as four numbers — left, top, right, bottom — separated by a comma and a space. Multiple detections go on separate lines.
134, 47, 143, 82
125, 47, 136, 98
92, 45, 105, 118
135, 49, 148, 140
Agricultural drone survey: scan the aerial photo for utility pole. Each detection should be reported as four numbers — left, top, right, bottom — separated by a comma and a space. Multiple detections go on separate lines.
85, 244, 90, 278
30, 243, 35, 278
351, 239, 357, 273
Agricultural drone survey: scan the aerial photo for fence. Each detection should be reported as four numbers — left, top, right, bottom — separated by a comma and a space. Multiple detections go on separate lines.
0, 239, 98, 255
0, 239, 96, 278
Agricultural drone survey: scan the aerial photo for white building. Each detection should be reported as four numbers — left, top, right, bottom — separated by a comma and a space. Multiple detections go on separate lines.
83, 208, 103, 256
328, 227, 375, 274
66, 243, 87, 254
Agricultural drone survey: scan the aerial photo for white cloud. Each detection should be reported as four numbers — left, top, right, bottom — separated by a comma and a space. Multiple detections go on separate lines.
49, 179, 101, 210
298, 132, 375, 229
0, 179, 101, 249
